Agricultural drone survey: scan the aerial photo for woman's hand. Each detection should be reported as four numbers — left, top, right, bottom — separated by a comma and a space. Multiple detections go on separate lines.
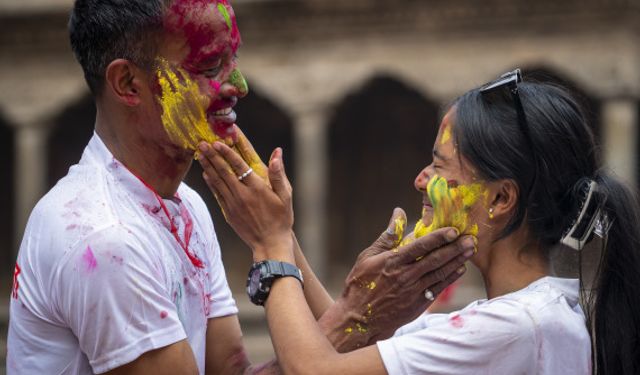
197, 140, 294, 261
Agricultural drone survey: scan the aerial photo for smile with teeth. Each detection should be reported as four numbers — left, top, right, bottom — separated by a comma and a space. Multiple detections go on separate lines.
214, 107, 233, 116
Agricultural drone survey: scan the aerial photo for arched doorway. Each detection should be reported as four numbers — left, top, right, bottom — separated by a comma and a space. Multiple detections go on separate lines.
48, 95, 96, 188
523, 66, 602, 141
184, 86, 294, 291
327, 75, 440, 276
0, 113, 15, 274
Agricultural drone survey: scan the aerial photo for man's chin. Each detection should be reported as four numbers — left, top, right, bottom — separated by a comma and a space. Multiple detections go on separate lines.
209, 120, 238, 145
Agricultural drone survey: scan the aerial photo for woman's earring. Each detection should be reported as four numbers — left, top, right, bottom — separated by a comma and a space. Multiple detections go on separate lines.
488, 207, 494, 220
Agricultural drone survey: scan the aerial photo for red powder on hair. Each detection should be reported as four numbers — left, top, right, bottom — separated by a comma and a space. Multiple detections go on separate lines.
165, 0, 241, 69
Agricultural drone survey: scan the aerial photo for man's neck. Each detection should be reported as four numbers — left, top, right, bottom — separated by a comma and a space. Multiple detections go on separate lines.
95, 108, 193, 199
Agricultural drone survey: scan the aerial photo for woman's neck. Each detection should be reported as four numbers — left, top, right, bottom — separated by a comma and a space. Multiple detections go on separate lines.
477, 230, 551, 300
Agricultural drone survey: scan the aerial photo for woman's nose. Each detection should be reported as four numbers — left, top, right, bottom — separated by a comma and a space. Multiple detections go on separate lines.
414, 167, 430, 192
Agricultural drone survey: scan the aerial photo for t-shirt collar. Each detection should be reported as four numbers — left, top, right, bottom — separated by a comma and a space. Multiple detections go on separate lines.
81, 132, 182, 217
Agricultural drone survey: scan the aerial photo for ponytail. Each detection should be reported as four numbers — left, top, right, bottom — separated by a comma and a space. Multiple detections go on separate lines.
586, 172, 640, 375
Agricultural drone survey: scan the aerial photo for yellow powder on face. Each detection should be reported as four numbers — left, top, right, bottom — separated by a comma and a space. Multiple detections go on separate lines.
344, 327, 353, 334
366, 281, 377, 290
440, 125, 452, 145
401, 175, 486, 246
156, 58, 221, 151
355, 323, 368, 333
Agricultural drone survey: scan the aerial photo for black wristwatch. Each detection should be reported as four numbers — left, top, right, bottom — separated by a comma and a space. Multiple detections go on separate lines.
246, 260, 304, 306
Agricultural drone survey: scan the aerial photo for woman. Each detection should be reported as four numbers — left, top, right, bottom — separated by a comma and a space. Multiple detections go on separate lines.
197, 70, 640, 374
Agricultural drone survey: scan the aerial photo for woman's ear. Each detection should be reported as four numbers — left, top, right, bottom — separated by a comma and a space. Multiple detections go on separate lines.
487, 179, 519, 221
104, 59, 143, 106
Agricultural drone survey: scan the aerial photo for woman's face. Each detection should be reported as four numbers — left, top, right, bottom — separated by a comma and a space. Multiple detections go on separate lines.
413, 108, 491, 240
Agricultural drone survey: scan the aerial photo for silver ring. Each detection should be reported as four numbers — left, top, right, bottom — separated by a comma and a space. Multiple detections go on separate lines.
238, 168, 253, 181
424, 289, 435, 301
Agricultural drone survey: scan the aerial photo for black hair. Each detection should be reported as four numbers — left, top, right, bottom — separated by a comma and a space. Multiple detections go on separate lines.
453, 80, 640, 374
68, 0, 172, 95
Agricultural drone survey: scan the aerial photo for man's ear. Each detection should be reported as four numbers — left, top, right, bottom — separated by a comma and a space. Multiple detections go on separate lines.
488, 179, 519, 220
104, 59, 144, 106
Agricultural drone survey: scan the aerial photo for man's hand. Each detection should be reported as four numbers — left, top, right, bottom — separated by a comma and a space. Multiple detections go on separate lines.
319, 209, 476, 352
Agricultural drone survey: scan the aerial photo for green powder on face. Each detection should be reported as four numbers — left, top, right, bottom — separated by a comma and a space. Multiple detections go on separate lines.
228, 68, 249, 95
217, 3, 233, 30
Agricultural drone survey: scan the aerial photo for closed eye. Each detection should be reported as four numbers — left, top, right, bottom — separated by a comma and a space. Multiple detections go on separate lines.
202, 59, 223, 78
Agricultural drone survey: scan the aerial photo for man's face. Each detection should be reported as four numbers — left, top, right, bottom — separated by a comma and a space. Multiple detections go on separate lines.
149, 0, 248, 152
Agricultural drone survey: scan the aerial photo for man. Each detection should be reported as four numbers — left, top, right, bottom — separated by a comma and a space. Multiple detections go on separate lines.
7, 0, 473, 373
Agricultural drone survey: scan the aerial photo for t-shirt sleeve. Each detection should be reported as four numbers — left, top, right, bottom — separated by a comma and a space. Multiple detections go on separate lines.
51, 225, 187, 374
204, 224, 238, 319
376, 302, 538, 375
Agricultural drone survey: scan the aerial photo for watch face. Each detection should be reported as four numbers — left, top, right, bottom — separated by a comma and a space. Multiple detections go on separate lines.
248, 267, 261, 295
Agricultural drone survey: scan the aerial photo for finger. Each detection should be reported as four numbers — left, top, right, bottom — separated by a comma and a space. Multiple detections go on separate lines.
408, 235, 476, 279
419, 264, 466, 301
270, 148, 292, 193
234, 125, 268, 179
368, 208, 407, 256
212, 141, 261, 188
416, 252, 469, 294
268, 148, 292, 203
396, 227, 461, 264
198, 146, 233, 200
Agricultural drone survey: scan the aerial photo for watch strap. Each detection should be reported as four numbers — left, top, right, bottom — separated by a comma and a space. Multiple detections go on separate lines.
264, 260, 304, 284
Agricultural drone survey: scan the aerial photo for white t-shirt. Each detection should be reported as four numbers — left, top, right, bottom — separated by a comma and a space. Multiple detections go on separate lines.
377, 277, 591, 375
7, 134, 238, 374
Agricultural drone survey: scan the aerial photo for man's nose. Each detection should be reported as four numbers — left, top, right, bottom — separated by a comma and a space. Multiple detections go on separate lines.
220, 68, 249, 98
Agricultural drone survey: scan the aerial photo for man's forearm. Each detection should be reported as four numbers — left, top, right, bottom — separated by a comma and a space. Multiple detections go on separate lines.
292, 233, 334, 319
317, 297, 374, 353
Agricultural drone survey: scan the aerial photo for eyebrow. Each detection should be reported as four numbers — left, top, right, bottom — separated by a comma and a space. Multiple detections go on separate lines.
433, 148, 447, 161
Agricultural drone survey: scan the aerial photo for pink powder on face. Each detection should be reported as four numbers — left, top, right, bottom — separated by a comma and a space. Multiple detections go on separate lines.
165, 0, 241, 69
450, 314, 464, 328
209, 80, 222, 94
82, 246, 98, 273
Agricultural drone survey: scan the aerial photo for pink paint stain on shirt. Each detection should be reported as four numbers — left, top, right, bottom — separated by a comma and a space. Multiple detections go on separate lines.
160, 310, 169, 319
82, 246, 98, 273
450, 314, 464, 328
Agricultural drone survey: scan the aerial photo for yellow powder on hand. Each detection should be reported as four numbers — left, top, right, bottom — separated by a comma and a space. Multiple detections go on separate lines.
393, 216, 406, 246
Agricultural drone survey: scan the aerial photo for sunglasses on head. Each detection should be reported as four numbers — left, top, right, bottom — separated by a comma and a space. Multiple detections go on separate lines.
479, 68, 537, 191
479, 69, 533, 152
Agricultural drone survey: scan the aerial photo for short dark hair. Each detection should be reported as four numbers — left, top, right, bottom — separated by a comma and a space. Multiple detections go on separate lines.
69, 0, 171, 95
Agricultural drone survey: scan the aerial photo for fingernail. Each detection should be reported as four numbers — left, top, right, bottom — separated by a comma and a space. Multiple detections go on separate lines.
213, 142, 223, 151
446, 228, 459, 241
463, 236, 475, 250
457, 265, 466, 274
464, 249, 474, 258
198, 143, 208, 153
